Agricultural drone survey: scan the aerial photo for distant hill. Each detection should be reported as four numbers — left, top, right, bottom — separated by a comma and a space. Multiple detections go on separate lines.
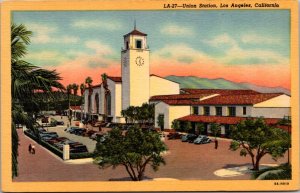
165, 75, 291, 95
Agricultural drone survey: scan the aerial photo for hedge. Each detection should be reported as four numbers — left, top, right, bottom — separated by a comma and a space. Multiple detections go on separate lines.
24, 130, 93, 160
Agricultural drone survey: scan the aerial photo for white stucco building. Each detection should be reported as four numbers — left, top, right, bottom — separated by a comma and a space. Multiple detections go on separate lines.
83, 27, 180, 122
83, 28, 291, 137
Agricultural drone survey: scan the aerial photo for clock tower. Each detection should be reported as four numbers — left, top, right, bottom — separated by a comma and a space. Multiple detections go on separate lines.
121, 27, 150, 110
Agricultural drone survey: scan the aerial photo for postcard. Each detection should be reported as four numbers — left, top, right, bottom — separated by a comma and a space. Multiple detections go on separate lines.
1, 0, 299, 192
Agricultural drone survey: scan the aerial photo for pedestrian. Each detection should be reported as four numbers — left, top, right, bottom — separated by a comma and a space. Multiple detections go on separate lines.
31, 145, 36, 154
215, 139, 218, 149
28, 144, 32, 154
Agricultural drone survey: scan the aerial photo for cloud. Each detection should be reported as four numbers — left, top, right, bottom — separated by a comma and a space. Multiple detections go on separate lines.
152, 43, 215, 66
203, 34, 236, 47
241, 34, 282, 44
26, 22, 79, 44
203, 33, 289, 65
85, 40, 113, 55
160, 23, 194, 36
25, 51, 71, 66
71, 19, 122, 30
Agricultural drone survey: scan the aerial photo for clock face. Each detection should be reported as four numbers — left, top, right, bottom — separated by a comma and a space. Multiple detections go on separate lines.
135, 56, 144, 66
123, 57, 128, 67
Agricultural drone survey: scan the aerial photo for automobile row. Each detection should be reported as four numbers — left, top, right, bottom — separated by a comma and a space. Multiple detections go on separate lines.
64, 126, 107, 142
34, 128, 89, 153
167, 132, 212, 144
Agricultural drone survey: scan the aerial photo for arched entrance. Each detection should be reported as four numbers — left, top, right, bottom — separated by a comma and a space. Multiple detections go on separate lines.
94, 93, 99, 114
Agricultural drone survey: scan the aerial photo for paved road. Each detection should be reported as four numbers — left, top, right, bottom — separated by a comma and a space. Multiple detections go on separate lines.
13, 129, 288, 182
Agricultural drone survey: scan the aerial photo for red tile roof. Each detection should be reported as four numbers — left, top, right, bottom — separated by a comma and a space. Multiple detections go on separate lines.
177, 115, 280, 125
124, 29, 147, 37
150, 94, 211, 101
181, 88, 260, 95
107, 76, 122, 83
70, 106, 81, 110
196, 93, 283, 105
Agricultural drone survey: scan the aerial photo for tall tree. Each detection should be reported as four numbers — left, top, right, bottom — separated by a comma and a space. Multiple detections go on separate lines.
210, 122, 221, 139
72, 83, 79, 96
229, 118, 290, 171
101, 73, 110, 122
94, 126, 167, 181
85, 76, 93, 88
11, 23, 64, 177
80, 83, 85, 96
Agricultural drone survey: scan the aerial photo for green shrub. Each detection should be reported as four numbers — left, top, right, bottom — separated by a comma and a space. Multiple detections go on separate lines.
70, 152, 94, 159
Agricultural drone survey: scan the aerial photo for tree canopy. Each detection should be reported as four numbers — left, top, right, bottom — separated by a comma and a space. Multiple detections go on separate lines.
229, 118, 290, 171
93, 126, 167, 181
11, 23, 64, 177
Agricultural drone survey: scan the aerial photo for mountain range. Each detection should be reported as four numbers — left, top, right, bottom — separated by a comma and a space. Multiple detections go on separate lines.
165, 75, 291, 95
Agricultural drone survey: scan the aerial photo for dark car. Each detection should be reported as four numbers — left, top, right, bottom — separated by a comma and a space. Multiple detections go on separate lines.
56, 121, 64, 125
74, 128, 86, 136
193, 135, 211, 144
167, 132, 182, 140
64, 126, 79, 133
70, 145, 88, 153
181, 134, 197, 142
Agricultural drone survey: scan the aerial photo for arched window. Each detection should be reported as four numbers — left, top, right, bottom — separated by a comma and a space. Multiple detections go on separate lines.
95, 93, 99, 114
106, 93, 111, 116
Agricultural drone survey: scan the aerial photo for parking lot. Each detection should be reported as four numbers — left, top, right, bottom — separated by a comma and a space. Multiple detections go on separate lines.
14, 124, 288, 181
47, 126, 97, 152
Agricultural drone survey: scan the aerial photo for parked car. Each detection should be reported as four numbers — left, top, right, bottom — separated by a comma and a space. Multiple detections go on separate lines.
74, 128, 86, 136
37, 127, 46, 133
39, 131, 58, 139
167, 132, 182, 140
181, 134, 197, 142
46, 137, 68, 145
65, 126, 79, 133
90, 132, 103, 140
56, 121, 64, 125
193, 135, 211, 144
84, 130, 96, 137
70, 145, 88, 153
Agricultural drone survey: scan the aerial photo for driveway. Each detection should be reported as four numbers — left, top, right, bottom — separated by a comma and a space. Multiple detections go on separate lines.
14, 129, 288, 181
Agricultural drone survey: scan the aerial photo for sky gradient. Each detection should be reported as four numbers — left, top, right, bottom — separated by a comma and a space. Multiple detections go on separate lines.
12, 10, 290, 89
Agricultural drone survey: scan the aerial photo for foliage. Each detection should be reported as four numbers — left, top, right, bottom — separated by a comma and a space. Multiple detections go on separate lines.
210, 122, 221, 139
181, 121, 192, 133
122, 103, 154, 126
72, 83, 79, 96
252, 163, 291, 180
229, 118, 290, 170
70, 152, 95, 159
11, 23, 64, 177
157, 114, 164, 130
93, 126, 167, 181
195, 122, 205, 134
80, 83, 85, 96
277, 116, 291, 126
85, 76, 93, 87
171, 120, 180, 131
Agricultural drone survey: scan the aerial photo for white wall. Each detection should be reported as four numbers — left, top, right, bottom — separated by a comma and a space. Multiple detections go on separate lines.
168, 105, 191, 129
254, 94, 290, 107
154, 102, 169, 129
149, 75, 180, 97
251, 107, 291, 118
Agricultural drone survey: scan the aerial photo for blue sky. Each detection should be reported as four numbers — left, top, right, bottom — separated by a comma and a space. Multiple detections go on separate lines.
12, 10, 291, 88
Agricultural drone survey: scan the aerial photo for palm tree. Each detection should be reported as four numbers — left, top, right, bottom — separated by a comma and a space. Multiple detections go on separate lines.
11, 23, 64, 178
72, 83, 79, 96
85, 76, 93, 88
101, 73, 110, 122
80, 83, 85, 96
